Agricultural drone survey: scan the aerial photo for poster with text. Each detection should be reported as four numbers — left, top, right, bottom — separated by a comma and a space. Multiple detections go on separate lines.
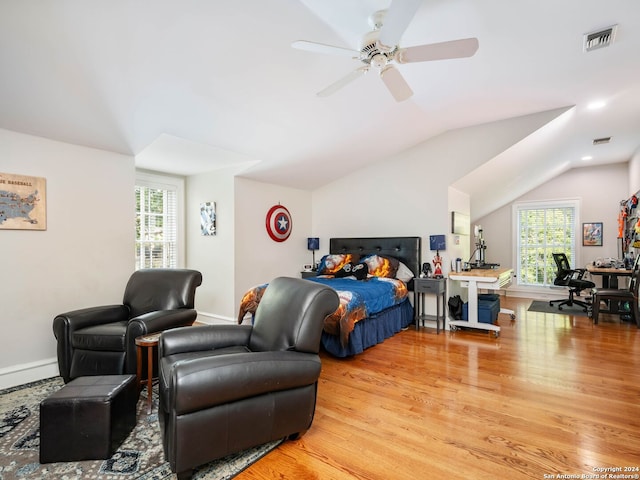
0, 172, 46, 230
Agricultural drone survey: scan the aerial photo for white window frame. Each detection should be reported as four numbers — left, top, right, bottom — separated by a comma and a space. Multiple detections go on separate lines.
135, 171, 185, 269
512, 199, 581, 289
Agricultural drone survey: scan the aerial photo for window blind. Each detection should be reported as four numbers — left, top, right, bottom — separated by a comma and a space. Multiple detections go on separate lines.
135, 185, 177, 269
516, 201, 578, 287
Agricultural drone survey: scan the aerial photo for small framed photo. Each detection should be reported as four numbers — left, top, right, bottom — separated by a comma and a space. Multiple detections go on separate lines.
200, 201, 216, 236
583, 222, 603, 246
429, 234, 446, 251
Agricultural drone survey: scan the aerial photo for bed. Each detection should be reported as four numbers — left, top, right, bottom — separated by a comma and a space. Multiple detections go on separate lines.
238, 236, 421, 357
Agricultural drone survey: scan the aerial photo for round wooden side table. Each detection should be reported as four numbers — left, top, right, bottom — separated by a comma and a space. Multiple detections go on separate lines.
135, 332, 161, 414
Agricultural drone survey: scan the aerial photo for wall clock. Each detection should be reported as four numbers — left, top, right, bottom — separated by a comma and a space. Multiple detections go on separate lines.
265, 204, 292, 242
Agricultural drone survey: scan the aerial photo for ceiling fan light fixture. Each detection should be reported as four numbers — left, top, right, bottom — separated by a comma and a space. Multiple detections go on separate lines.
293, 0, 477, 102
371, 53, 388, 69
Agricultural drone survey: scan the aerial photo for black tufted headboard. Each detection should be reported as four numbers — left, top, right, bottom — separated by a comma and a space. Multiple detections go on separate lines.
329, 236, 422, 289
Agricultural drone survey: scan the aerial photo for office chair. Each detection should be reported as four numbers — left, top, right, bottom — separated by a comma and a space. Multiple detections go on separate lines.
549, 253, 594, 312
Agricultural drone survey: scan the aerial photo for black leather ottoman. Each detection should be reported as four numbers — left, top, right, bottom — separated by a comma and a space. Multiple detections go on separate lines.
40, 374, 138, 463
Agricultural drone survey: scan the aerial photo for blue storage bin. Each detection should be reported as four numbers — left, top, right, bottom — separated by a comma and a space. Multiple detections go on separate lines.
461, 297, 500, 324
478, 293, 500, 302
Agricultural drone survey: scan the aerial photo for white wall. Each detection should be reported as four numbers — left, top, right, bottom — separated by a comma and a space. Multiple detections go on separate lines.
186, 166, 245, 322
311, 146, 448, 272
475, 162, 628, 295
311, 117, 530, 276
0, 128, 134, 388
234, 177, 312, 320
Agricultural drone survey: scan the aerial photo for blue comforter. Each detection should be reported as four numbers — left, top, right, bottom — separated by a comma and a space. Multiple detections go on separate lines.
308, 276, 407, 316
237, 275, 408, 348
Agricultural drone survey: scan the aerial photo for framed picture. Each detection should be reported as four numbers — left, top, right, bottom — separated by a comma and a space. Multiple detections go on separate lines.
0, 172, 46, 230
429, 234, 446, 251
200, 202, 216, 236
451, 211, 470, 235
583, 222, 603, 246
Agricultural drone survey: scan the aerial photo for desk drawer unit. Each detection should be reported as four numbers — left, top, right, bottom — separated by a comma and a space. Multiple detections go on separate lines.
414, 278, 445, 294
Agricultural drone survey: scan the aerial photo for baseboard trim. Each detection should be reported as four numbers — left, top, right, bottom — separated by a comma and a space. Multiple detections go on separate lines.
0, 358, 59, 390
196, 311, 235, 325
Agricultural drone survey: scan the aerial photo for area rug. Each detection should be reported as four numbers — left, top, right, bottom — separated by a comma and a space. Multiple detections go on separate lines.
0, 377, 282, 479
527, 300, 590, 316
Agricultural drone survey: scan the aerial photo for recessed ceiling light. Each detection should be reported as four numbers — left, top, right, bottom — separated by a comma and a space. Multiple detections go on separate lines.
581, 155, 593, 161
587, 100, 606, 110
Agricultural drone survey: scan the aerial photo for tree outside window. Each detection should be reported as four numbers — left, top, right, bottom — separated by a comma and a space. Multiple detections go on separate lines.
516, 201, 578, 287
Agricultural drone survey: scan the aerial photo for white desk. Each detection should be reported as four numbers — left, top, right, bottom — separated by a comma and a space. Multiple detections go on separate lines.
448, 268, 514, 337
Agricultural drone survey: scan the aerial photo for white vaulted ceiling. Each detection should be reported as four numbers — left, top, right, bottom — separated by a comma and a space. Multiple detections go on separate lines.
1, 1, 639, 217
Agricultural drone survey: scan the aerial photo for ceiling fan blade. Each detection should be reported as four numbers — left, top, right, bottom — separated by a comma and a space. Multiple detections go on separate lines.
317, 67, 368, 98
396, 38, 479, 63
377, 0, 423, 50
380, 66, 413, 102
292, 40, 358, 58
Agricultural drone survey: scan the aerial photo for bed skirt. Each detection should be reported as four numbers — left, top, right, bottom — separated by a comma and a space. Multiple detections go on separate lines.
321, 298, 414, 357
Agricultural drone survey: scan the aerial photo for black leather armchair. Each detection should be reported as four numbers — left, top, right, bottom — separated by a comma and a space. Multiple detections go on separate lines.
157, 277, 339, 480
53, 268, 202, 383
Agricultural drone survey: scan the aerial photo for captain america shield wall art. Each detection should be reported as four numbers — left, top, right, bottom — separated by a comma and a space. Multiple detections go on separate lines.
265, 204, 292, 242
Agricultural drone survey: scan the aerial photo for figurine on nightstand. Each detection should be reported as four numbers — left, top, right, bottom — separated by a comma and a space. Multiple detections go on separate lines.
421, 262, 432, 278
433, 251, 443, 278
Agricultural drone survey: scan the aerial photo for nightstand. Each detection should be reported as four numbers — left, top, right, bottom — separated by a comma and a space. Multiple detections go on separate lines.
414, 277, 446, 334
300, 271, 317, 279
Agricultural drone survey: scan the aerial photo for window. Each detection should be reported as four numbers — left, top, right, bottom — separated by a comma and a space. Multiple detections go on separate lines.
135, 172, 184, 270
514, 200, 579, 287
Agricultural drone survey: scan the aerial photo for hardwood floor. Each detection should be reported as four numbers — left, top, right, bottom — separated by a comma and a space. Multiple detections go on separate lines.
239, 296, 640, 479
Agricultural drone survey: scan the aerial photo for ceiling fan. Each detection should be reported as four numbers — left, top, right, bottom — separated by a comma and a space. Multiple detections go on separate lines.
292, 0, 479, 102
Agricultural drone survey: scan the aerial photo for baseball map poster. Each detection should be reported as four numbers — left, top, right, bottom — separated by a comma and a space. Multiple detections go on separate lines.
0, 172, 46, 230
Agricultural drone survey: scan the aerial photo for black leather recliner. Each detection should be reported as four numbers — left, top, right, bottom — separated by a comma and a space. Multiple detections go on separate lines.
53, 268, 202, 383
157, 276, 339, 480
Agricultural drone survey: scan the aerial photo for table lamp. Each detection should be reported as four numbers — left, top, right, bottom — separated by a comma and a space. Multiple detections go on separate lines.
307, 237, 320, 270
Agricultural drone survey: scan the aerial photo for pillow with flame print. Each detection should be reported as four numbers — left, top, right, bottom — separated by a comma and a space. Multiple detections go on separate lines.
317, 254, 361, 275
361, 254, 399, 278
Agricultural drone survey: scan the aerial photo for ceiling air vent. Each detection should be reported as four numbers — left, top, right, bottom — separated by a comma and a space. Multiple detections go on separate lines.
593, 136, 612, 145
584, 25, 617, 52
